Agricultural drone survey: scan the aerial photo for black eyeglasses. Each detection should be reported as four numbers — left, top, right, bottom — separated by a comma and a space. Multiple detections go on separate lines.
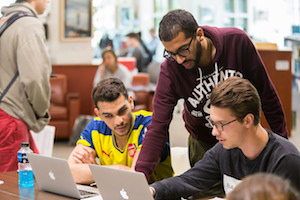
163, 33, 194, 61
207, 117, 238, 132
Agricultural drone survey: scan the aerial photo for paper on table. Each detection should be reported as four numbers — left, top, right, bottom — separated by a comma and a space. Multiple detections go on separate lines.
30, 125, 55, 157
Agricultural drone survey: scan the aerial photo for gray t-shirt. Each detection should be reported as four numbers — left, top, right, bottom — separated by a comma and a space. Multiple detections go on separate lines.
151, 130, 300, 199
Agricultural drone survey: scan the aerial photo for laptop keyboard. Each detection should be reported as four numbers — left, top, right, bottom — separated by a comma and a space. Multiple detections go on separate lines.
77, 184, 100, 198
79, 189, 97, 196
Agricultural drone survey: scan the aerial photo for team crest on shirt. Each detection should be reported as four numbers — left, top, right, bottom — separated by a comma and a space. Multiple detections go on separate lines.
128, 143, 137, 158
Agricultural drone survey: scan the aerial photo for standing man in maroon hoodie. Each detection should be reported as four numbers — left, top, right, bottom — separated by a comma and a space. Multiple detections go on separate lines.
135, 9, 288, 185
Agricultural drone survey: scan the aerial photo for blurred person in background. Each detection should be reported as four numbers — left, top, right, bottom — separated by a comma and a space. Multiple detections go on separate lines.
123, 32, 151, 72
147, 28, 160, 61
93, 47, 132, 90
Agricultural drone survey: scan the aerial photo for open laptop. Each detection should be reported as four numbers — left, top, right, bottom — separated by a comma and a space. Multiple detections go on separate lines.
27, 153, 100, 199
89, 164, 154, 200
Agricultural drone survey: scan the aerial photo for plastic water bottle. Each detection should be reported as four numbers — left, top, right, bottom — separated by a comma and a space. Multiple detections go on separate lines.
17, 142, 34, 187
19, 186, 35, 199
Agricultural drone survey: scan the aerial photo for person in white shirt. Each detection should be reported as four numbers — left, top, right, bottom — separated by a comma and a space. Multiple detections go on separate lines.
93, 48, 132, 90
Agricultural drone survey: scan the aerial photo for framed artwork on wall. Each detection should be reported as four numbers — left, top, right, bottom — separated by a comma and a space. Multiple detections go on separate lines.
116, 5, 134, 31
60, 0, 93, 41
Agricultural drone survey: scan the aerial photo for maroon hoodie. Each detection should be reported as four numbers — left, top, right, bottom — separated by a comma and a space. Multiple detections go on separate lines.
135, 26, 288, 180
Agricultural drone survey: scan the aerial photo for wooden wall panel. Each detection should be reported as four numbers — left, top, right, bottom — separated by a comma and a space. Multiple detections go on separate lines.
258, 50, 292, 137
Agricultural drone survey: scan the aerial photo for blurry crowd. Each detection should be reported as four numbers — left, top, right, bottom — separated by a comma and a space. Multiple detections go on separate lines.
96, 28, 160, 73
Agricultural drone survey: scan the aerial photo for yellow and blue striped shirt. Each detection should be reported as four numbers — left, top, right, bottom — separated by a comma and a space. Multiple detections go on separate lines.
77, 110, 173, 183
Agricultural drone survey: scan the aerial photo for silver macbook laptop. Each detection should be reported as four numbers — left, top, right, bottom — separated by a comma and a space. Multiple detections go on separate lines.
27, 153, 100, 199
89, 164, 154, 200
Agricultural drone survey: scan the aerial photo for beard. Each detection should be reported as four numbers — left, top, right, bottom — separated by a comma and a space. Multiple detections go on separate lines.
194, 40, 202, 68
182, 40, 202, 70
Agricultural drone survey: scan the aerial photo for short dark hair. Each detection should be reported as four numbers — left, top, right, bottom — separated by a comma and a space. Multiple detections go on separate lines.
210, 77, 261, 125
126, 32, 139, 39
159, 9, 199, 42
92, 78, 128, 108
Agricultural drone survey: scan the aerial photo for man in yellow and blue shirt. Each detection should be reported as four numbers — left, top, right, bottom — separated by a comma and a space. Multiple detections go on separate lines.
68, 78, 173, 184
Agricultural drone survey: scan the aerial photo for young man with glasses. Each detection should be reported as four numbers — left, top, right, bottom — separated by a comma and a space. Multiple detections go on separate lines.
135, 9, 288, 182
149, 77, 300, 199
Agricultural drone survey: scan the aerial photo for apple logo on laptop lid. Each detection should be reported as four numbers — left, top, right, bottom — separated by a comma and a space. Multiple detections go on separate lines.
48, 171, 56, 180
120, 188, 129, 199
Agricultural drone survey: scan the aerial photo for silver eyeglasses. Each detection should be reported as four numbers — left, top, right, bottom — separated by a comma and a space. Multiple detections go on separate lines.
163, 33, 194, 61
207, 117, 238, 132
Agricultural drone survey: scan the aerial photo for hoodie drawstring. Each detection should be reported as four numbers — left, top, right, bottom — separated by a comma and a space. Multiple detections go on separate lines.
214, 62, 218, 87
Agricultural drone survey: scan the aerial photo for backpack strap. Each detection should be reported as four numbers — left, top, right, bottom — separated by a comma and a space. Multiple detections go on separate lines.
0, 12, 34, 36
0, 71, 19, 102
0, 12, 35, 102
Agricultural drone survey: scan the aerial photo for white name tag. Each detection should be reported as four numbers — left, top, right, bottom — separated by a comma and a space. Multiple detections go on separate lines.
223, 174, 242, 195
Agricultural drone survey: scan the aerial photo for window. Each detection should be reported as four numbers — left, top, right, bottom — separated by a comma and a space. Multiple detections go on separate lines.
224, 0, 248, 31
